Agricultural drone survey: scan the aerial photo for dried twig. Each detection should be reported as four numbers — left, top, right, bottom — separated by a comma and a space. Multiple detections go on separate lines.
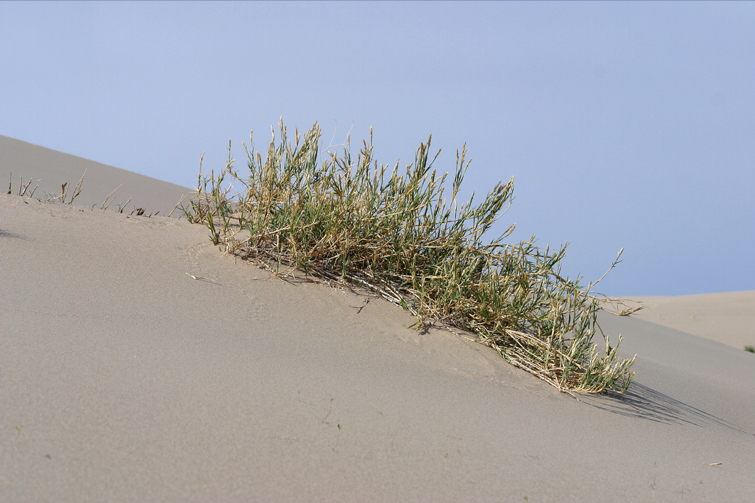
100, 183, 124, 210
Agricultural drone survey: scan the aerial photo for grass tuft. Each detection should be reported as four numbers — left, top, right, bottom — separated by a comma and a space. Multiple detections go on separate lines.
7, 172, 39, 198
745, 346, 755, 353
183, 120, 640, 394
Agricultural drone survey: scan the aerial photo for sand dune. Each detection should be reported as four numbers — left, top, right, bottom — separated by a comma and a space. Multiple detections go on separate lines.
2, 139, 754, 502
1, 135, 192, 216
622, 292, 755, 351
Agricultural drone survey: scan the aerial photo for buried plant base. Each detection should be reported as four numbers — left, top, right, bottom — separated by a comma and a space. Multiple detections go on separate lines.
183, 121, 640, 394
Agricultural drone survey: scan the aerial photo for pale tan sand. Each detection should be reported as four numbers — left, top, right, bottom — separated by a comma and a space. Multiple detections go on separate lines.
1, 135, 192, 216
621, 292, 755, 351
2, 140, 754, 501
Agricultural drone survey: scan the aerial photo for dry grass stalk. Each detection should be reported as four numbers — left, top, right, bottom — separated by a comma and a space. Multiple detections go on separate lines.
60, 170, 86, 204
7, 173, 39, 198
168, 194, 189, 218
117, 197, 133, 213
182, 121, 640, 394
100, 183, 124, 210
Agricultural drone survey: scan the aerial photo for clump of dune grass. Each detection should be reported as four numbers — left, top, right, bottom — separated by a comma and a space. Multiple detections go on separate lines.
183, 120, 640, 394
745, 346, 755, 353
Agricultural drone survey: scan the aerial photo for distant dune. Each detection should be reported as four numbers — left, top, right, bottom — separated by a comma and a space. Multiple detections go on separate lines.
1, 135, 192, 216
2, 137, 753, 502
622, 292, 755, 351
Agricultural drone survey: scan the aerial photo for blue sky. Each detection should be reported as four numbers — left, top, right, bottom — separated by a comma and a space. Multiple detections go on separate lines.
2, 1, 753, 296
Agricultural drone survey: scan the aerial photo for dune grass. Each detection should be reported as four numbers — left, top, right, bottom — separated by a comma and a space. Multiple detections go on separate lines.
182, 120, 639, 394
5, 171, 174, 217
7, 173, 39, 198
6, 171, 85, 204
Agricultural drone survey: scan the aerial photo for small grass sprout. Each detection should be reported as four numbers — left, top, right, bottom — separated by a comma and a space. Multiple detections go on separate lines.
183, 120, 640, 394
745, 346, 755, 353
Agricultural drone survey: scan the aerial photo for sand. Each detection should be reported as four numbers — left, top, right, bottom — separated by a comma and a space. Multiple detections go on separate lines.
621, 292, 755, 351
2, 137, 754, 502
1, 135, 192, 217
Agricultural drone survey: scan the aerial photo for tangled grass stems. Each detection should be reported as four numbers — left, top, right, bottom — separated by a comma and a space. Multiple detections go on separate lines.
183, 120, 640, 394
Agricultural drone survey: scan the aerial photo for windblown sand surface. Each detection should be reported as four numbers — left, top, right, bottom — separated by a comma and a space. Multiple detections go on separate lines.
622, 292, 755, 352
1, 135, 191, 216
2, 137, 754, 502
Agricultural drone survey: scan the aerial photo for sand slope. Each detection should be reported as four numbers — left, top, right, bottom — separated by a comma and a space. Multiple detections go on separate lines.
1, 135, 192, 216
622, 292, 755, 351
2, 140, 754, 502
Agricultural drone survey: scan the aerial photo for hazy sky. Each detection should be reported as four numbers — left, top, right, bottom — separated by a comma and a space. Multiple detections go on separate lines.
2, 2, 753, 296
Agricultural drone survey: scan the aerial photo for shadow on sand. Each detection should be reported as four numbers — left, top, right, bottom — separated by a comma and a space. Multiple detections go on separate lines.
578, 382, 753, 436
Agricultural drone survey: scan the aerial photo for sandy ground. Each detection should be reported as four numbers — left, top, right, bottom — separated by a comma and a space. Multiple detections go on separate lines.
621, 292, 755, 351
2, 137, 754, 502
1, 135, 192, 217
